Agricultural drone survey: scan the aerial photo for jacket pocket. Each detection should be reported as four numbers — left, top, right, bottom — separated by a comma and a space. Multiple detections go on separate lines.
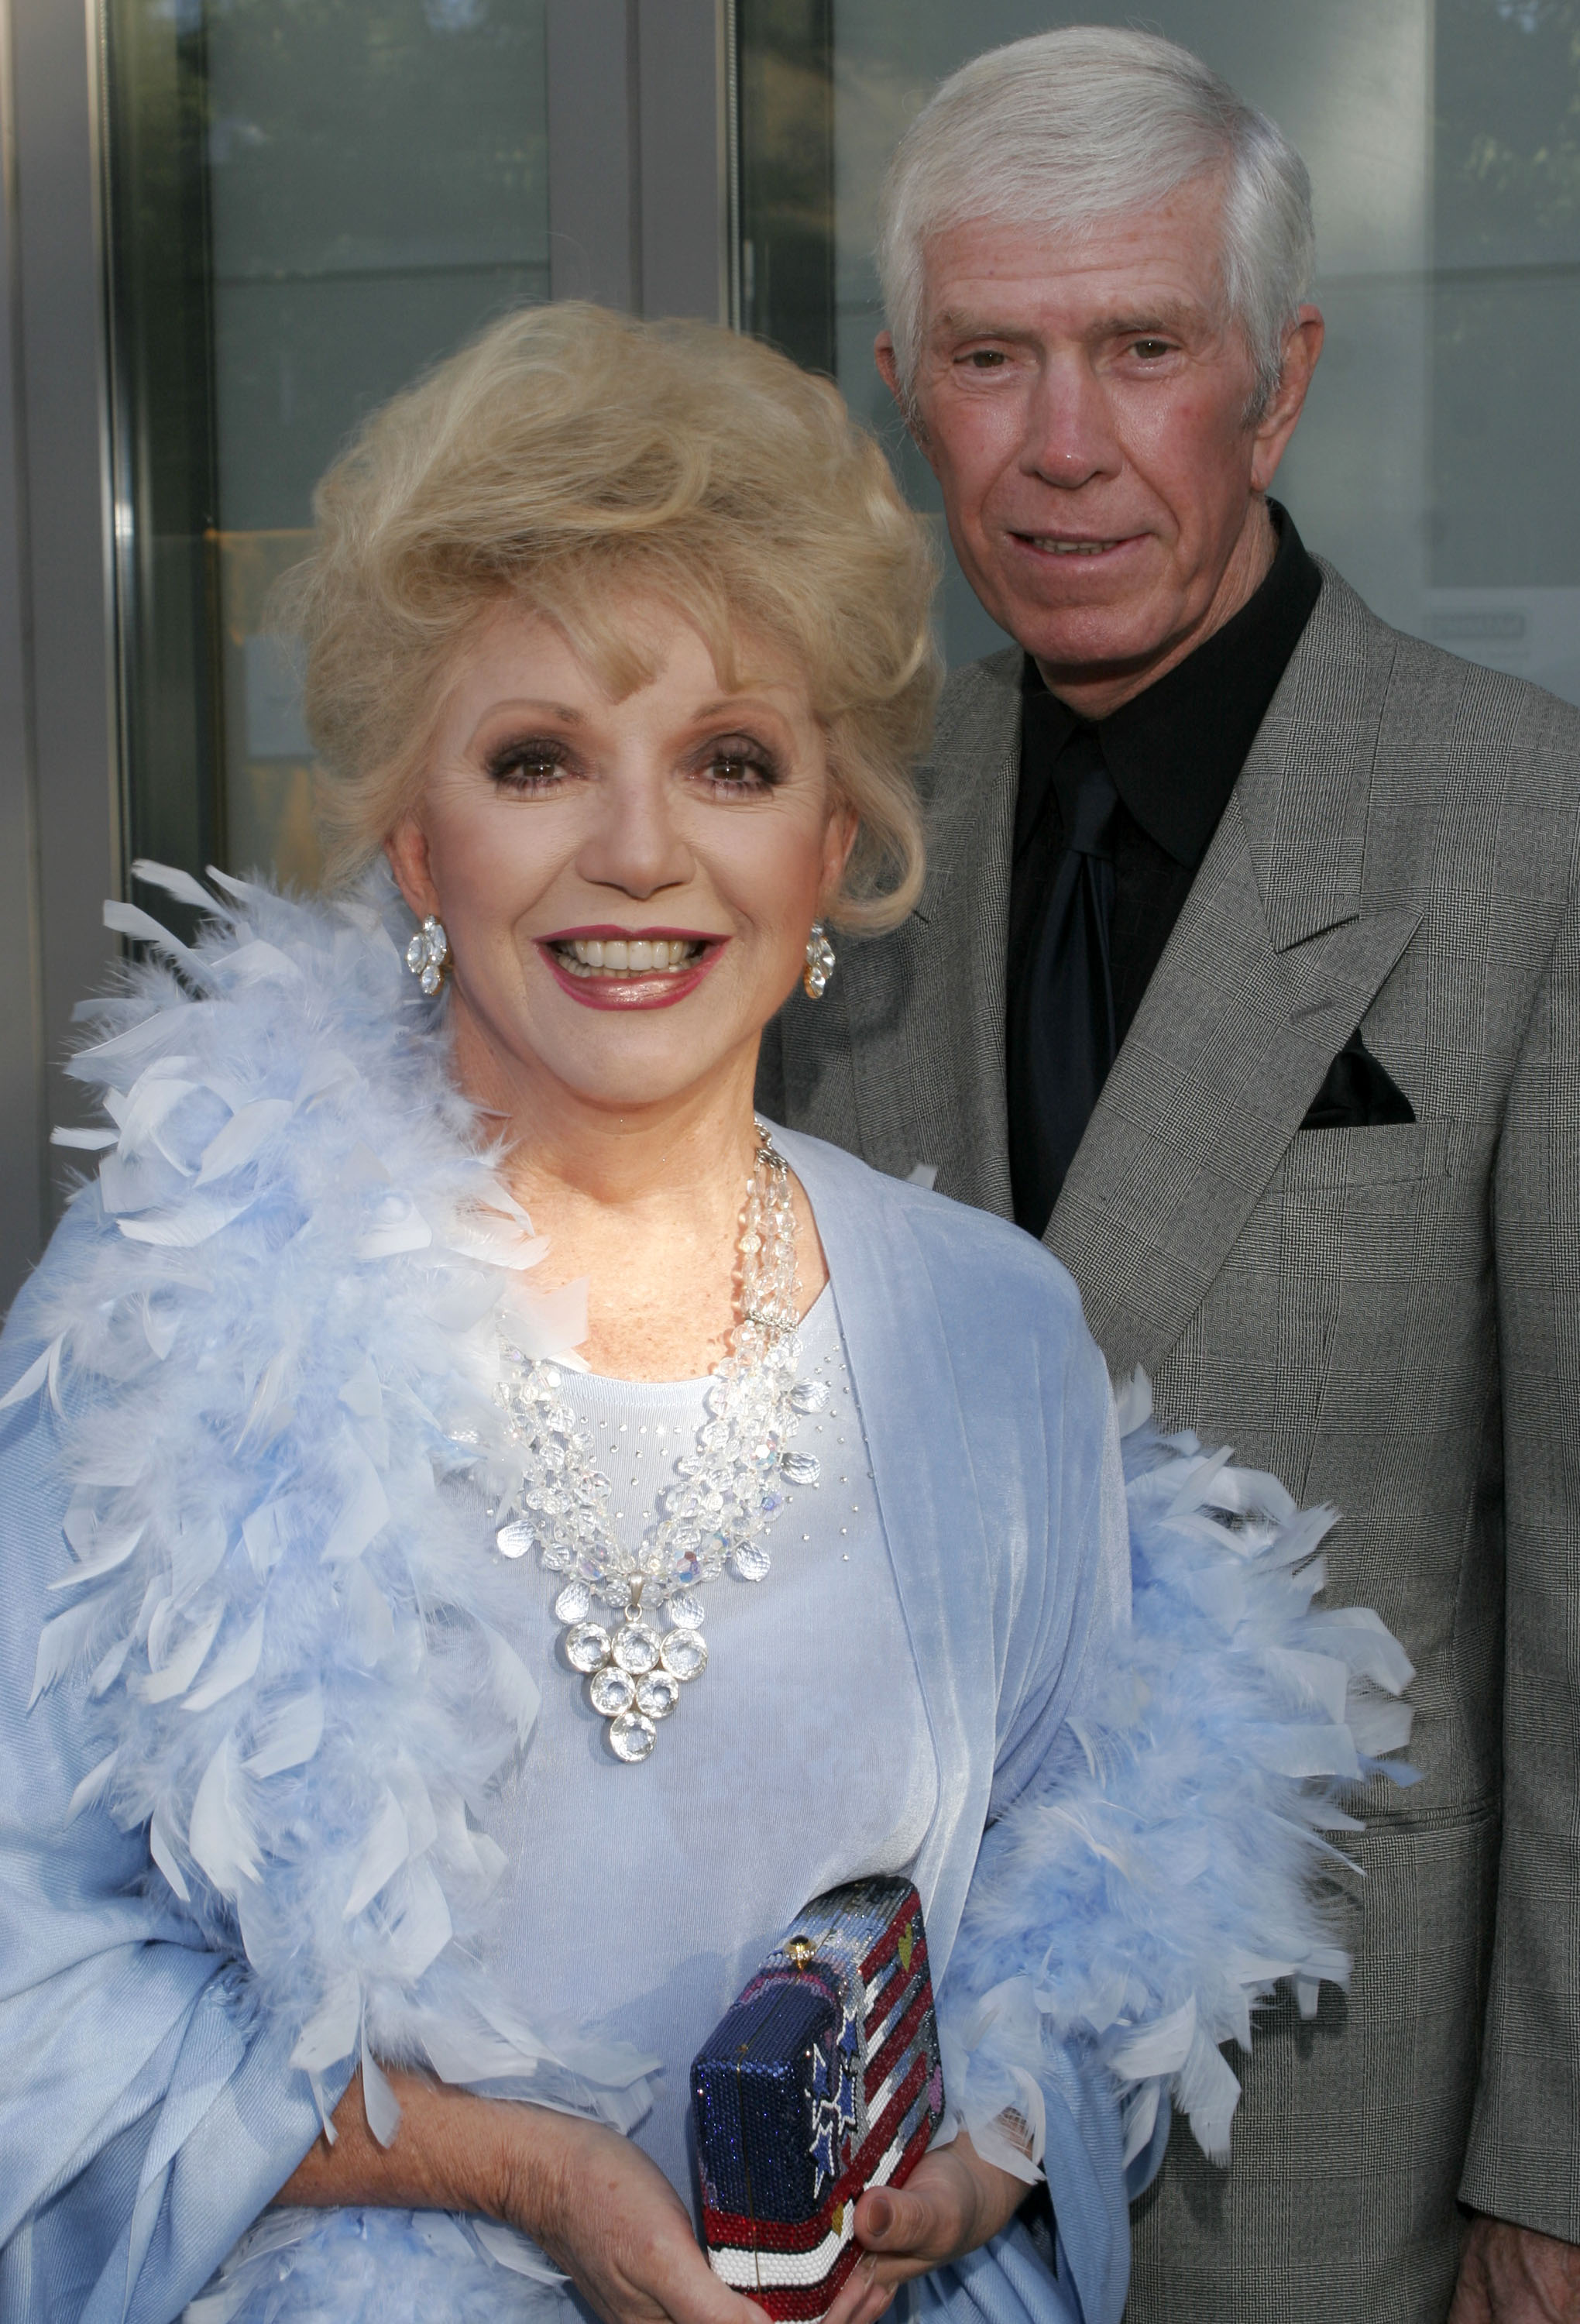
1283, 1116, 1455, 1189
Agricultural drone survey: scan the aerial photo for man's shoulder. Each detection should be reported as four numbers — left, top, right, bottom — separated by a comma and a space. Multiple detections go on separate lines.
1309, 560, 1580, 767
926, 648, 1023, 780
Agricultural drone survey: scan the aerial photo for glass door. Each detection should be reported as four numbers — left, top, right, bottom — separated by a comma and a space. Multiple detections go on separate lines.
737, 0, 1580, 706
104, 0, 551, 896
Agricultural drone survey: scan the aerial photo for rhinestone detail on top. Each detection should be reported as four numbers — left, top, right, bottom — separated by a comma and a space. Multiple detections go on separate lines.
494, 1123, 813, 1762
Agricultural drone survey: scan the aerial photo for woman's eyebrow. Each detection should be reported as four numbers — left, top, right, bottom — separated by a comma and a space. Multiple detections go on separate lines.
476, 698, 588, 722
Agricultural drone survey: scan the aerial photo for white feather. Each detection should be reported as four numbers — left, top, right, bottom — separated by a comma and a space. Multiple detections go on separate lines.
188, 1733, 261, 1895
360, 2026, 402, 2147
30, 1597, 104, 1706
194, 1098, 294, 1188
47, 1520, 146, 1590
290, 1976, 362, 2075
51, 1126, 119, 1150
132, 859, 222, 912
0, 1340, 56, 1415
184, 1612, 265, 1712
67, 1748, 118, 1821
138, 1603, 223, 1702
321, 1441, 391, 1566
148, 1811, 191, 1902
344, 1788, 410, 1918
243, 1689, 324, 1779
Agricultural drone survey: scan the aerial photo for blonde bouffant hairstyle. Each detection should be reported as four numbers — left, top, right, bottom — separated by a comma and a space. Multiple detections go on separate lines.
281, 302, 942, 932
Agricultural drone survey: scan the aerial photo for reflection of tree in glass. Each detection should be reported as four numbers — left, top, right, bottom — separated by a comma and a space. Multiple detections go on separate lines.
1439, 0, 1580, 259
738, 0, 836, 373
196, 0, 548, 280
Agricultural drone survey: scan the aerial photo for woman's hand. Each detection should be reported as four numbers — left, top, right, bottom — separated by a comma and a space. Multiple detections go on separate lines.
525, 2112, 769, 2324
279, 2070, 768, 2324
823, 2133, 1031, 2324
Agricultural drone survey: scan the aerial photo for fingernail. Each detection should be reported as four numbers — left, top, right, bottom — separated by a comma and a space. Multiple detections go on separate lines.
866, 2196, 893, 2239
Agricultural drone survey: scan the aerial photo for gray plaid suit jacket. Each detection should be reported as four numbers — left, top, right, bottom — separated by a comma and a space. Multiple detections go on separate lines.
758, 564, 1580, 2324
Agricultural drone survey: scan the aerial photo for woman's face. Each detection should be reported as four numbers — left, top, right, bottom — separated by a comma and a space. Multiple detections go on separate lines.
386, 596, 855, 1127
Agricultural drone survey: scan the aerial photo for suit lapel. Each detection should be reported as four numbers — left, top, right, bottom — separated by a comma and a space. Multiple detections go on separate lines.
1047, 568, 1420, 1377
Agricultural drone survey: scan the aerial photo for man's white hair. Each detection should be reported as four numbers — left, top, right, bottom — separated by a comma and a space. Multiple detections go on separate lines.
878, 26, 1315, 417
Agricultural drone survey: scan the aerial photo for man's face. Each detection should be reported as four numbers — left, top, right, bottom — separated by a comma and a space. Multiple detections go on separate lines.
880, 175, 1321, 712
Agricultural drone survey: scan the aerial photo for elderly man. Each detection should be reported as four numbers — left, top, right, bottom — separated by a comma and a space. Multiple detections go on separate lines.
759, 27, 1580, 2324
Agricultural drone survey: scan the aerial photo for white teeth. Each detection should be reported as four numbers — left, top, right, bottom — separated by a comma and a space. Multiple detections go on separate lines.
1036, 538, 1116, 555
555, 937, 703, 978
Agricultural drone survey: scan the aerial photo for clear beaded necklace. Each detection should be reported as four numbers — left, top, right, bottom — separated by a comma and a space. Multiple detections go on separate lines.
492, 1123, 826, 1763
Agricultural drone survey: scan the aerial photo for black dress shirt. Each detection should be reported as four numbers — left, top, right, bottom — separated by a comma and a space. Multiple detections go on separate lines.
1007, 504, 1323, 1235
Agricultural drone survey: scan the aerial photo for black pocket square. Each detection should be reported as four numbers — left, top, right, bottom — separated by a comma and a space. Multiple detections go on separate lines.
1300, 1029, 1415, 1130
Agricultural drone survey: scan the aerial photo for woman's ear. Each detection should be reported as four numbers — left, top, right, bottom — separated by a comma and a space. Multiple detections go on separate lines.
384, 817, 439, 924
819, 797, 860, 913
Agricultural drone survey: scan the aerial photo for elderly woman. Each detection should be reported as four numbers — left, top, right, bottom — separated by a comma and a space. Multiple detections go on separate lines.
0, 307, 1407, 2324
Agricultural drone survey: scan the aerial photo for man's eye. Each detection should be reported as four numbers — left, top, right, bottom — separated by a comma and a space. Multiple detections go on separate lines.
963, 349, 1008, 369
1131, 339, 1173, 360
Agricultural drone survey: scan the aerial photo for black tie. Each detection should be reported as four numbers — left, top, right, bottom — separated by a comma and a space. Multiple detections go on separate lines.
1008, 724, 1120, 1237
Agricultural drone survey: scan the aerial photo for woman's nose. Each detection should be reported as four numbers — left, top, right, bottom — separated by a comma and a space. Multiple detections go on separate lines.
575, 773, 694, 899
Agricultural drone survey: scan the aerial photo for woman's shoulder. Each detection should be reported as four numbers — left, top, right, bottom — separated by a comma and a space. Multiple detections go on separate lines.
769, 1123, 1091, 1351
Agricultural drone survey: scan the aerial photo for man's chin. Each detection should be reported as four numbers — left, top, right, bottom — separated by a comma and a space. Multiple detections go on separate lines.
999, 611, 1175, 688
969, 560, 1174, 672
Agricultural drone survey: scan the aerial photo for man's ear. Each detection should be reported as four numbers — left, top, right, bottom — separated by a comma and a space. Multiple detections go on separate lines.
1249, 304, 1324, 493
384, 818, 439, 925
874, 332, 935, 466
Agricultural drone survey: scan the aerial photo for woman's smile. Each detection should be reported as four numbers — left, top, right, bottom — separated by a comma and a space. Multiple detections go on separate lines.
541, 923, 729, 1009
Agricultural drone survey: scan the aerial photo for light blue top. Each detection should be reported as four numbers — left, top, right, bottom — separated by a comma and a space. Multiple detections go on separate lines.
484, 1287, 940, 2207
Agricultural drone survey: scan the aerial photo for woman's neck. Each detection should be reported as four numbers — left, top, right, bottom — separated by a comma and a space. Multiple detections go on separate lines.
464, 1045, 826, 1381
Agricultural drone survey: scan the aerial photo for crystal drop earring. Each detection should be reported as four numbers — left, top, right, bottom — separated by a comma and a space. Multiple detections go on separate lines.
802, 922, 835, 1000
405, 914, 451, 996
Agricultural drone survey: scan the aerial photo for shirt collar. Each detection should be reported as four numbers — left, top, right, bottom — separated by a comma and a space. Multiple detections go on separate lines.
1021, 501, 1323, 867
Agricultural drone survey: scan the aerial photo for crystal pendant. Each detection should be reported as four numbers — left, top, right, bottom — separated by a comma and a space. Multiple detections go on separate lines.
667, 1591, 706, 1630
613, 1622, 661, 1675
609, 1710, 657, 1762
590, 1666, 636, 1716
495, 1519, 536, 1559
661, 1629, 708, 1681
636, 1669, 680, 1719
732, 1541, 771, 1581
554, 1580, 592, 1624
565, 1621, 611, 1673
789, 1379, 830, 1415
780, 1450, 820, 1485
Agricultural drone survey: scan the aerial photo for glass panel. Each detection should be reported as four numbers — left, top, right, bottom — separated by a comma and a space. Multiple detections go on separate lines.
105, 0, 551, 894
737, 0, 1580, 706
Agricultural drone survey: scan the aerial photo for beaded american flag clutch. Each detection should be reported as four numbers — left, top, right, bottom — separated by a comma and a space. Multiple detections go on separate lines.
691, 1878, 945, 2320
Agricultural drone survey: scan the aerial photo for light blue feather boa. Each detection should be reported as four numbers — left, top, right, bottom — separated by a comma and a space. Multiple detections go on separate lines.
15, 866, 1412, 2320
